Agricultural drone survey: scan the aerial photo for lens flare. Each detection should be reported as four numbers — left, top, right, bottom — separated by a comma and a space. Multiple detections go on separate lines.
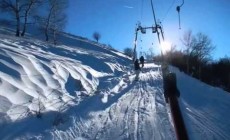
161, 41, 171, 53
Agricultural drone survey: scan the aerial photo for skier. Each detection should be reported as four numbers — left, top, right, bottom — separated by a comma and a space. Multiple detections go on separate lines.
140, 56, 144, 68
134, 59, 141, 81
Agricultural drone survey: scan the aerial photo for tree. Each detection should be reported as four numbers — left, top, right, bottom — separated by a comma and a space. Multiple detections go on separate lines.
36, 0, 67, 44
212, 57, 230, 91
21, 0, 42, 36
49, 0, 67, 44
191, 32, 215, 79
181, 30, 193, 73
0, 0, 41, 37
93, 32, 101, 42
181, 31, 215, 79
191, 33, 214, 61
123, 47, 133, 58
0, 0, 23, 36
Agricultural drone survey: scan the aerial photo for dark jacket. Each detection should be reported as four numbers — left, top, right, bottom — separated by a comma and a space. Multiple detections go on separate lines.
140, 56, 144, 63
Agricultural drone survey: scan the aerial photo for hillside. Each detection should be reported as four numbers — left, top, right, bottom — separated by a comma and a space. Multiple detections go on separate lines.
0, 27, 176, 139
0, 26, 230, 140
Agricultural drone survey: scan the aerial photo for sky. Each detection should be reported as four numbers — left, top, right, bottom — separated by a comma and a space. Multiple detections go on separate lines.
65, 0, 230, 60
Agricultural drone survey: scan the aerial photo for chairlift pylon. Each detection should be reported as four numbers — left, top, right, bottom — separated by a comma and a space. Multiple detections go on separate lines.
133, 0, 165, 61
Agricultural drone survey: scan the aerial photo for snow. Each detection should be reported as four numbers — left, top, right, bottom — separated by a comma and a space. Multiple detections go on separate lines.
170, 66, 230, 140
51, 68, 175, 140
0, 26, 230, 140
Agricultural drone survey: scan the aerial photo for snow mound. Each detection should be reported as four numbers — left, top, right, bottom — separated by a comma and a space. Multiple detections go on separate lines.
0, 29, 131, 123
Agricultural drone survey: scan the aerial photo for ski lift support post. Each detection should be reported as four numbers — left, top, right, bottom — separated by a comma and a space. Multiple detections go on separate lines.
150, 0, 164, 61
150, 0, 189, 139
133, 0, 165, 62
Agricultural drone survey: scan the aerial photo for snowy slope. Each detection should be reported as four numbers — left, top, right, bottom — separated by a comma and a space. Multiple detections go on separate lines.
52, 64, 175, 140
0, 25, 230, 140
170, 66, 230, 140
0, 27, 176, 139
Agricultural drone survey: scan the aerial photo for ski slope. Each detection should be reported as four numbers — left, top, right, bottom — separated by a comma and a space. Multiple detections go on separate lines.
52, 64, 175, 140
0, 26, 230, 140
0, 28, 175, 140
170, 66, 230, 140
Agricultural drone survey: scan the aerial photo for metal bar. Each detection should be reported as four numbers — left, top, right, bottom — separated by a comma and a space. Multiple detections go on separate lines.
133, 28, 139, 61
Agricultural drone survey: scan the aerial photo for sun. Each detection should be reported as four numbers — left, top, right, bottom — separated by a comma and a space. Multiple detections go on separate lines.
161, 41, 172, 54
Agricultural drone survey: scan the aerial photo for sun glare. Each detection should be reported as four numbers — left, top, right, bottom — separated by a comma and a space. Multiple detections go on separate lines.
161, 41, 171, 54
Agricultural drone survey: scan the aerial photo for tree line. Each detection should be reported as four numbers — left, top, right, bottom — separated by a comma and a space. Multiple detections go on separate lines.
0, 0, 67, 44
157, 31, 230, 93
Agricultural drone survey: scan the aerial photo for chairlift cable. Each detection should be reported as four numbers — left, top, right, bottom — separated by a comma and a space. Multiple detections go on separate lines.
162, 0, 176, 23
150, 0, 162, 45
150, 0, 166, 59
150, 0, 158, 30
141, 0, 144, 20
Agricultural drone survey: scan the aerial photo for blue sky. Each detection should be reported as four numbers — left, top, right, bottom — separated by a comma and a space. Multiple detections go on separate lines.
65, 0, 230, 60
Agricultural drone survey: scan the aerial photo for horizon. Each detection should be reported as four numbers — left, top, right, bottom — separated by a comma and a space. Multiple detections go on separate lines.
0, 0, 229, 60
65, 0, 230, 60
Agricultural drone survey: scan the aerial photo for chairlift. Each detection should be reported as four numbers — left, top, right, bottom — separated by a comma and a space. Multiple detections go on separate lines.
141, 28, 146, 34
152, 27, 157, 33
133, 21, 164, 61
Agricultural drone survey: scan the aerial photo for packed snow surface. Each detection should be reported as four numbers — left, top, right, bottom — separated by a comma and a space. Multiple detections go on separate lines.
0, 27, 230, 140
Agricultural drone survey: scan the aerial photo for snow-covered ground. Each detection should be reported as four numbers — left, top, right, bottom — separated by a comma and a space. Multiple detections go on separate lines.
0, 26, 230, 140
170, 66, 230, 140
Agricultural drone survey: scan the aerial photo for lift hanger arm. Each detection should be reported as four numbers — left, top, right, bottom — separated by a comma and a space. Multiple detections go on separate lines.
176, 0, 184, 29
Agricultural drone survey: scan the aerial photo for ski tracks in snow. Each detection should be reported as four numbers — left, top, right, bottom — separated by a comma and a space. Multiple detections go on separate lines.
181, 100, 230, 140
52, 65, 176, 140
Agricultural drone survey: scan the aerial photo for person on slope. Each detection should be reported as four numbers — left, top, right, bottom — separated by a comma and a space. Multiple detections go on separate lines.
134, 59, 141, 81
139, 56, 144, 68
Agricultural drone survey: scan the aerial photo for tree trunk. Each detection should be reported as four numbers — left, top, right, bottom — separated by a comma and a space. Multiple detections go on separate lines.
15, 1, 20, 37
16, 13, 20, 36
53, 29, 57, 45
45, 30, 49, 41
53, 8, 57, 45
45, 15, 50, 41
44, 3, 55, 42
21, 1, 35, 37
21, 13, 28, 36
199, 64, 201, 80
21, 10, 29, 36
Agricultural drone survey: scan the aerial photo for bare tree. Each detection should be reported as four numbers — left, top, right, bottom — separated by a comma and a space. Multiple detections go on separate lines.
0, 0, 23, 36
21, 0, 42, 36
191, 32, 215, 79
0, 0, 41, 36
50, 0, 67, 44
182, 31, 215, 78
93, 32, 101, 42
181, 30, 193, 73
165, 44, 177, 63
36, 0, 68, 44
191, 33, 215, 61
